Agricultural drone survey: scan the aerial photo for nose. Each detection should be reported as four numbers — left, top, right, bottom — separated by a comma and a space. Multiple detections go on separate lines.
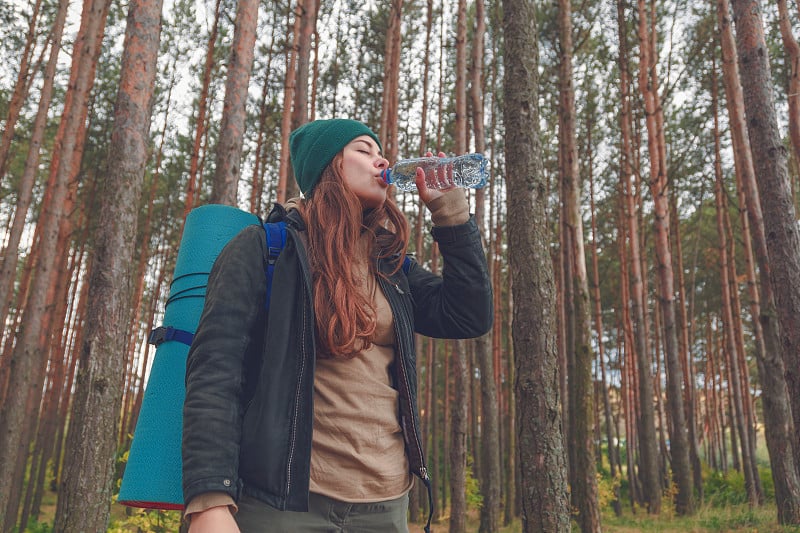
376, 156, 389, 170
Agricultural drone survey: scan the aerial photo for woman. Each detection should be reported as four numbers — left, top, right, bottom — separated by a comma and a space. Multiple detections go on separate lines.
182, 119, 492, 532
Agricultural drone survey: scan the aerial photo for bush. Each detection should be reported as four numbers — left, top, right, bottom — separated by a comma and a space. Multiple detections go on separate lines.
22, 520, 52, 533
758, 466, 775, 503
107, 507, 182, 533
705, 469, 748, 506
466, 455, 483, 511
596, 471, 620, 511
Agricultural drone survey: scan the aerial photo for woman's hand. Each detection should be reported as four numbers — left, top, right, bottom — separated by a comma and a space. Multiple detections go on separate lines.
187, 505, 240, 533
414, 151, 456, 206
415, 151, 470, 226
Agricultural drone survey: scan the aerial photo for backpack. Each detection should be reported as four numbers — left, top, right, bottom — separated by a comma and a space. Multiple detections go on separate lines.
145, 220, 288, 349
119, 205, 410, 510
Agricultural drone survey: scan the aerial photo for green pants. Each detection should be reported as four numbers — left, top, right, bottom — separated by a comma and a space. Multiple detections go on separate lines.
234, 492, 410, 532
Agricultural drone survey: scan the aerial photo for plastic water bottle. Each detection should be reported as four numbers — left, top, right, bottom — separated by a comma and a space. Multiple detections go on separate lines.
382, 153, 488, 192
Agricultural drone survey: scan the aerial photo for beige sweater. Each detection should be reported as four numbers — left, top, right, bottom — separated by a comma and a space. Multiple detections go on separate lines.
309, 258, 412, 501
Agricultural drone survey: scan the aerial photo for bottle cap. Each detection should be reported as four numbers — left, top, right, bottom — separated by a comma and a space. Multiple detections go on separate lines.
381, 169, 393, 185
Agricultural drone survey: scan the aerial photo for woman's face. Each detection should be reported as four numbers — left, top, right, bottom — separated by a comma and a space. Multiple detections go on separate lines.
339, 135, 390, 209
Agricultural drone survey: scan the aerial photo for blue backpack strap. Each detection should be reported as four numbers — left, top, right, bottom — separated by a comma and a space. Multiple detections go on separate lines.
263, 221, 287, 310
147, 325, 194, 347
402, 255, 411, 274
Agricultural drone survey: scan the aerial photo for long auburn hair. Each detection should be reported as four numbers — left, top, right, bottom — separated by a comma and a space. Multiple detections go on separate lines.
296, 153, 410, 359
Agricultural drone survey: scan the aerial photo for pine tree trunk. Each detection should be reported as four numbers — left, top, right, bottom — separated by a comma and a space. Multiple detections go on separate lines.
0, 0, 110, 525
292, 0, 318, 131
590, 144, 622, 517
721, 0, 800, 522
277, 4, 301, 203
379, 0, 403, 162
720, 145, 763, 503
503, 0, 570, 529
777, 0, 800, 165
120, 80, 174, 444
712, 77, 759, 505
730, 0, 800, 486
448, 340, 469, 533
249, 22, 278, 213
558, 0, 600, 530
668, 189, 704, 503
183, 0, 221, 217
617, 195, 641, 509
0, 0, 69, 342
467, 1, 500, 530
0, 165, 42, 399
18, 242, 79, 532
211, 0, 258, 205
0, 0, 42, 180
636, 0, 694, 515
53, 0, 161, 529
617, 0, 661, 513
448, 3, 469, 529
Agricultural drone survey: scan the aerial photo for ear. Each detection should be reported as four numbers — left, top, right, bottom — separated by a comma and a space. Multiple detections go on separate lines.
333, 152, 345, 176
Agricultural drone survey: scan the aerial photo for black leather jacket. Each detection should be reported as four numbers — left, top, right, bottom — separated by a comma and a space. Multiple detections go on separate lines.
182, 205, 492, 512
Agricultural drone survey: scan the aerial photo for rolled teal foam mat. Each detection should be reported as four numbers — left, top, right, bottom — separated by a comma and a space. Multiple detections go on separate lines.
119, 204, 259, 509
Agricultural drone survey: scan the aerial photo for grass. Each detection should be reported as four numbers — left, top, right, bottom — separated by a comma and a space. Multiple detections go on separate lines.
19, 487, 800, 532
407, 503, 800, 533
601, 503, 800, 533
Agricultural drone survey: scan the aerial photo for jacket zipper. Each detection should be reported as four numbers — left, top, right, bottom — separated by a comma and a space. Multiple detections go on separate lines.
285, 235, 312, 503
379, 273, 429, 481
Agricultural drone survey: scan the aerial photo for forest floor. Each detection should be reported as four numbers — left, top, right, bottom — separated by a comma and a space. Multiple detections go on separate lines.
407, 505, 800, 533
599, 503, 800, 533
24, 493, 800, 532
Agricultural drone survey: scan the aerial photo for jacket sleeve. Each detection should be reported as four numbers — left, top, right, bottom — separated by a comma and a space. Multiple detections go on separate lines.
182, 225, 267, 505
406, 215, 493, 339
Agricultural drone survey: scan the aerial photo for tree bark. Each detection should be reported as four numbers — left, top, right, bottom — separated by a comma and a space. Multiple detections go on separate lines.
0, 0, 110, 526
449, 340, 469, 533
590, 131, 622, 517
211, 0, 258, 205
721, 0, 800, 522
53, 0, 161, 529
617, 0, 661, 513
0, 0, 43, 180
292, 0, 318, 131
503, 0, 571, 529
379, 0, 403, 163
0, 0, 69, 343
249, 22, 278, 214
636, 0, 694, 515
469, 1, 500, 529
730, 0, 800, 482
777, 0, 800, 166
668, 188, 704, 503
449, 3, 469, 530
277, 4, 301, 203
184, 0, 221, 217
558, 0, 600, 529
711, 70, 759, 506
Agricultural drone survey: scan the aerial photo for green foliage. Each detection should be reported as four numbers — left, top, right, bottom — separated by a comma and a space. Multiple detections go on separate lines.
705, 469, 748, 507
759, 466, 776, 503
107, 506, 182, 533
699, 508, 761, 531
595, 471, 620, 510
110, 448, 181, 533
702, 465, 779, 508
602, 503, 800, 533
466, 454, 483, 511
21, 520, 53, 533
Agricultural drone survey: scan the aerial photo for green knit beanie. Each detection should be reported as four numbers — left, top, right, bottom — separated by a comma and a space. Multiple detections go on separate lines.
289, 119, 382, 195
